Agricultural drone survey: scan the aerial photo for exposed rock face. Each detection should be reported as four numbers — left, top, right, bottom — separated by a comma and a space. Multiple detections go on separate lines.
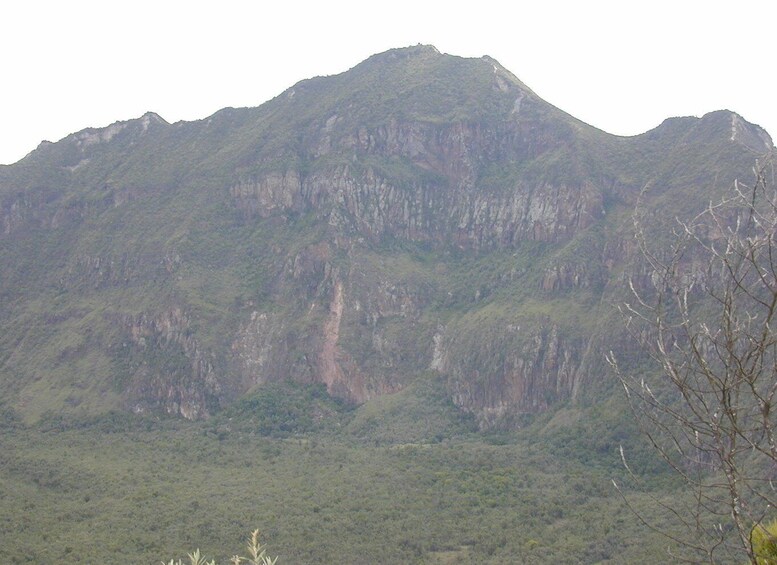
434, 320, 585, 429
230, 122, 606, 249
231, 311, 280, 389
1, 189, 85, 235
231, 171, 304, 219
318, 279, 367, 401
228, 244, 422, 406
0, 46, 774, 425
119, 308, 220, 419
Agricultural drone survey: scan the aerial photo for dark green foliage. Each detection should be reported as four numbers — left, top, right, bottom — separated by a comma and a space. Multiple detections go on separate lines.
220, 381, 351, 437
0, 407, 682, 564
345, 373, 477, 444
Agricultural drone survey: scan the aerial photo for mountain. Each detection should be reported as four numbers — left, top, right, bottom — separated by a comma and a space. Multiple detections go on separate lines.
0, 45, 773, 427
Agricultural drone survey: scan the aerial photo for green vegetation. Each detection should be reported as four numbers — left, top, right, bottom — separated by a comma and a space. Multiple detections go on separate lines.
165, 530, 277, 565
1, 389, 687, 564
220, 381, 352, 437
753, 520, 777, 565
0, 45, 773, 564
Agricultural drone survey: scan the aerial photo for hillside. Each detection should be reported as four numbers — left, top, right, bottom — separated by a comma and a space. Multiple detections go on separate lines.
0, 45, 773, 429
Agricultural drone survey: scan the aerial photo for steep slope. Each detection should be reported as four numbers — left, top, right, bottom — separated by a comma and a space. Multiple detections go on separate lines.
0, 45, 773, 427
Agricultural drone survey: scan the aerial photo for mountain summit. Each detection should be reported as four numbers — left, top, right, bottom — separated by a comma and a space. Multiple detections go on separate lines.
0, 47, 773, 427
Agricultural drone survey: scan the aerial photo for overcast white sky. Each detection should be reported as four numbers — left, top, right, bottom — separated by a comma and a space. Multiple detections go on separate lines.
1, 0, 775, 165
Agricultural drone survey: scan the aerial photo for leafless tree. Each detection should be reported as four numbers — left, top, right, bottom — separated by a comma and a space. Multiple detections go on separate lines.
607, 159, 777, 563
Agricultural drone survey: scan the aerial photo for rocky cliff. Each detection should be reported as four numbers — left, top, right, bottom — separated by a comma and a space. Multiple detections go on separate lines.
0, 45, 773, 427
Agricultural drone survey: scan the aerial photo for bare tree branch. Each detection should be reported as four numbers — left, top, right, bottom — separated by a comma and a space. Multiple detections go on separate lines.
610, 160, 777, 564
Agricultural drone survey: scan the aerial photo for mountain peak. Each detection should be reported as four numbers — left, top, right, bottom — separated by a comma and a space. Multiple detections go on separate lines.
139, 111, 167, 128
365, 44, 442, 63
63, 111, 168, 149
716, 110, 774, 152
273, 44, 542, 131
646, 110, 773, 154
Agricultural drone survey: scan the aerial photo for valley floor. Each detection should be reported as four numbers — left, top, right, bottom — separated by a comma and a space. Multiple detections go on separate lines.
0, 411, 686, 564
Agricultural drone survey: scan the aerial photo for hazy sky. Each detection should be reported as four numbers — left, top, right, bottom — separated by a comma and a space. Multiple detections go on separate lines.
2, 0, 775, 165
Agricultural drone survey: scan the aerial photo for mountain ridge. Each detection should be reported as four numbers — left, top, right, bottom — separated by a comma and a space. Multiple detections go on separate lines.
8, 46, 772, 173
0, 45, 773, 427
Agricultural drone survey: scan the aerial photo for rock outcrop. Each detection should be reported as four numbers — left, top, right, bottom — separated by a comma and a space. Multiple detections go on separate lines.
118, 308, 220, 419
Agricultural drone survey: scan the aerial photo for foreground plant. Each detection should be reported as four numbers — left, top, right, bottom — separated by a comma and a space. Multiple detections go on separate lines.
753, 519, 777, 565
163, 529, 278, 565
